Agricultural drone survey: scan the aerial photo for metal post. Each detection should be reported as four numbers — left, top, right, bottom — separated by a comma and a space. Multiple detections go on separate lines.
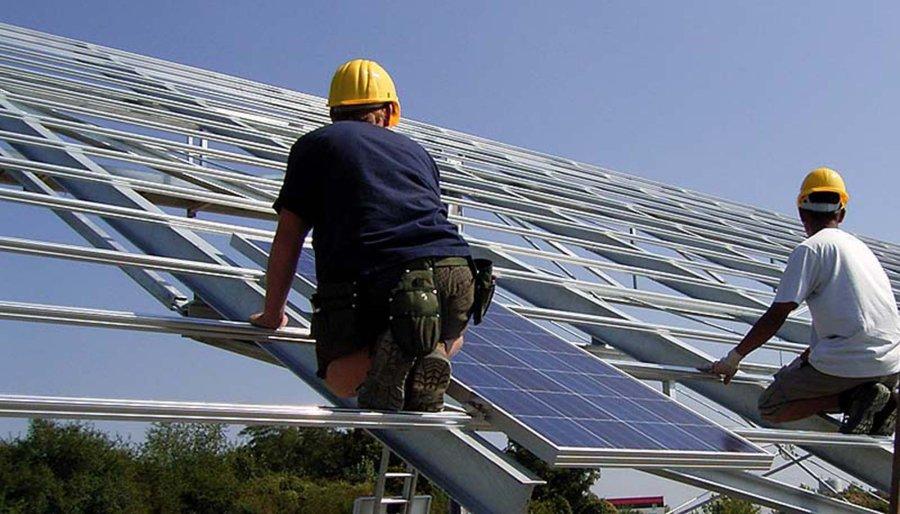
629, 226, 638, 289
663, 380, 676, 399
373, 446, 391, 511
890, 388, 900, 514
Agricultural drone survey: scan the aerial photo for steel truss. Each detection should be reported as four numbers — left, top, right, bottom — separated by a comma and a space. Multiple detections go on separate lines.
0, 395, 476, 431
0, 22, 897, 513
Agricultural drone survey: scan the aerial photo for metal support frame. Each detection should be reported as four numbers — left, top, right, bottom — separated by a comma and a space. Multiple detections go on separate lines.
0, 42, 540, 513
1, 22, 897, 511
649, 468, 880, 514
0, 394, 476, 431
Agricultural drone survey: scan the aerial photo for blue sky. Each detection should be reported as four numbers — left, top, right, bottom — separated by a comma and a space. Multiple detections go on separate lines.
1, 0, 897, 504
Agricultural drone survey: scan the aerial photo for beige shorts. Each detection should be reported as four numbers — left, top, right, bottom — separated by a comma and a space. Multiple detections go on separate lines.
758, 357, 899, 418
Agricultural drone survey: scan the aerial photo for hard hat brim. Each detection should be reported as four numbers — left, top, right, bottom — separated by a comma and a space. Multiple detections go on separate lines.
326, 98, 401, 127
796, 186, 850, 208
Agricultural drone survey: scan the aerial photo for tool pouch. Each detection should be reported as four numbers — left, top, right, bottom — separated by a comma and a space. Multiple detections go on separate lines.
470, 258, 496, 325
389, 267, 441, 357
310, 281, 361, 375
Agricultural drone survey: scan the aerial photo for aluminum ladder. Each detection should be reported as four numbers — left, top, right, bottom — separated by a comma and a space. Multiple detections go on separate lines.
372, 445, 420, 514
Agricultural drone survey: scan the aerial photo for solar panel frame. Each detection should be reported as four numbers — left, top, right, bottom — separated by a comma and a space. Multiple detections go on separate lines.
231, 235, 772, 468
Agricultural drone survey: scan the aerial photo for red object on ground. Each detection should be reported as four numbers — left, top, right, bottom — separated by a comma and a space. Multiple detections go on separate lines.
606, 496, 665, 509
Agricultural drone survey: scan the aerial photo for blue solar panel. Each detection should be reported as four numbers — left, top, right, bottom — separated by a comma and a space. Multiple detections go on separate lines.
247, 240, 763, 459
456, 308, 758, 453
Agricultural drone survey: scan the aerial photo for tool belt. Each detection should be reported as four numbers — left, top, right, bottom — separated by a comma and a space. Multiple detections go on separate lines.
310, 255, 496, 365
468, 258, 495, 325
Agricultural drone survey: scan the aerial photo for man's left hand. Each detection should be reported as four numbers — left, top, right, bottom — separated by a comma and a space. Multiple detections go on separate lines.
698, 349, 744, 385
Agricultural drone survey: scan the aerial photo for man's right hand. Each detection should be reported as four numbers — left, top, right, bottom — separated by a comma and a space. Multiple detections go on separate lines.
698, 349, 744, 385
249, 311, 288, 330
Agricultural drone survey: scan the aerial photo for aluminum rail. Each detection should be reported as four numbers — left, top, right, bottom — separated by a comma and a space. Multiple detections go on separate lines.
0, 158, 783, 294
0, 128, 282, 190
4, 88, 816, 268
470, 237, 775, 298
0, 163, 784, 286
0, 185, 788, 324
510, 304, 806, 353
1, 229, 784, 387
0, 395, 477, 430
0, 67, 836, 260
0, 109, 286, 170
605, 359, 775, 385
446, 190, 784, 264
0, 236, 265, 280
734, 428, 894, 449
0, 187, 274, 238
0, 156, 274, 214
443, 169, 791, 256
444, 182, 789, 258
0, 300, 311, 344
0, 189, 771, 323
495, 266, 774, 319
0, 106, 797, 275
3, 235, 784, 342
0, 164, 777, 294
448, 213, 783, 282
2, 23, 898, 266
649, 468, 881, 514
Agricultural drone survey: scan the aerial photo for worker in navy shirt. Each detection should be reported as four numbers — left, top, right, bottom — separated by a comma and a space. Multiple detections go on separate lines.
251, 59, 474, 412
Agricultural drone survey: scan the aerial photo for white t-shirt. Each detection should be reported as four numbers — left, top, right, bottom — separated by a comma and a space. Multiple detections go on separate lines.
774, 228, 900, 378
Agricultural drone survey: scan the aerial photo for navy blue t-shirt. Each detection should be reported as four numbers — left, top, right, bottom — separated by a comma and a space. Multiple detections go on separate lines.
273, 121, 470, 283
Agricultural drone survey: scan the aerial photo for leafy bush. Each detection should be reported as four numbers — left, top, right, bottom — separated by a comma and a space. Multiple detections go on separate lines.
702, 495, 760, 514
0, 420, 616, 513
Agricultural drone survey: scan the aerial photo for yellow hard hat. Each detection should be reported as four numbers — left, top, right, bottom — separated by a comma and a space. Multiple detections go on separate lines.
328, 59, 401, 127
797, 167, 849, 211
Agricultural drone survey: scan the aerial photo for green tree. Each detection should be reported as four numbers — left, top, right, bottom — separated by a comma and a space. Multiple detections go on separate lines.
138, 423, 239, 513
235, 473, 371, 514
236, 425, 380, 483
577, 496, 619, 514
702, 495, 760, 514
0, 419, 146, 513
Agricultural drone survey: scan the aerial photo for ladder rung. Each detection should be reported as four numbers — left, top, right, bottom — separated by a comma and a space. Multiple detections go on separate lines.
385, 472, 415, 478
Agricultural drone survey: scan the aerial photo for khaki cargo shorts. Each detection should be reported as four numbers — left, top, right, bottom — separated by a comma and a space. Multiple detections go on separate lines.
314, 260, 475, 377
758, 356, 899, 418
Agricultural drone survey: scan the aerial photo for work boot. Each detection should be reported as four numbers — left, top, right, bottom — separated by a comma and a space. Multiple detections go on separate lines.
357, 332, 414, 411
870, 398, 897, 436
839, 382, 891, 434
404, 345, 452, 412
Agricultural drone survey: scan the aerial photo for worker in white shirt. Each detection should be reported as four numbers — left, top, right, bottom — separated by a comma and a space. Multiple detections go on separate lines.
703, 168, 900, 435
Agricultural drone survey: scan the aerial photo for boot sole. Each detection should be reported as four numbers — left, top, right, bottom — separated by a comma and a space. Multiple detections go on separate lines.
405, 354, 451, 412
357, 335, 412, 411
872, 403, 897, 436
840, 384, 891, 435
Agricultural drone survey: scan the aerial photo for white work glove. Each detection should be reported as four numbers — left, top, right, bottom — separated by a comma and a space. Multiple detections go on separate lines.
700, 349, 744, 385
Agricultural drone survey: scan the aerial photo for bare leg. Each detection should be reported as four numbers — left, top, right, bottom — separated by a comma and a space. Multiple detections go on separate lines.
444, 335, 464, 358
762, 394, 841, 423
324, 349, 372, 398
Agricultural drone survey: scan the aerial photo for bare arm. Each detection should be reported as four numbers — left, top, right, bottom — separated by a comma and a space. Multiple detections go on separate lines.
250, 209, 311, 328
702, 301, 797, 384
734, 301, 797, 356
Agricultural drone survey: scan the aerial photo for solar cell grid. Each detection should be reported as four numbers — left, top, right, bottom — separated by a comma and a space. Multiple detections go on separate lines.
456, 308, 759, 454
266, 242, 767, 464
